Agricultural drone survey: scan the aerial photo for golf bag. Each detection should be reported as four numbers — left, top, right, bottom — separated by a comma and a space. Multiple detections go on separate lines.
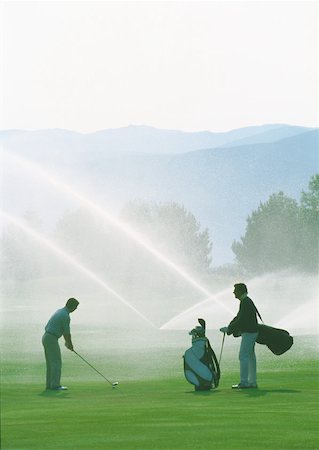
256, 324, 293, 355
183, 319, 220, 391
253, 307, 294, 355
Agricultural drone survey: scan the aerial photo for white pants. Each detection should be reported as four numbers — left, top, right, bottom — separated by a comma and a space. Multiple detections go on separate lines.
239, 332, 258, 386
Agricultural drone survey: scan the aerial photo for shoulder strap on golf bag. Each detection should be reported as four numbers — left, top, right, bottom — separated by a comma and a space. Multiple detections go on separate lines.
254, 305, 264, 323
206, 340, 220, 388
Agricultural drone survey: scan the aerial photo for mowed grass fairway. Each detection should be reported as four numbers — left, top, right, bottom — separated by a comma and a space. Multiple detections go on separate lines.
1, 347, 318, 450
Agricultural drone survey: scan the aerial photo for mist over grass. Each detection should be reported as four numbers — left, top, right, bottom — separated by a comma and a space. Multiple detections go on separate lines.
1, 265, 318, 334
1, 270, 318, 373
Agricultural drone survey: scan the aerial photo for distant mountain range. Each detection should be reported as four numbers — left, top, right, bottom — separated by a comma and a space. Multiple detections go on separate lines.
0, 123, 314, 156
1, 124, 318, 265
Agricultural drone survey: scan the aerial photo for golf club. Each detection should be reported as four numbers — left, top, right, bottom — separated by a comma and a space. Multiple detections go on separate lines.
218, 332, 226, 366
73, 350, 119, 388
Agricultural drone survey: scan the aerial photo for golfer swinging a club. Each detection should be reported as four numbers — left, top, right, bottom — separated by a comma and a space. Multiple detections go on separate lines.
42, 298, 79, 390
220, 283, 259, 389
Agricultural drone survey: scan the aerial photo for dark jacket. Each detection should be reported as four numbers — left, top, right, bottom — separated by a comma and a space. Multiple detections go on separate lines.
227, 296, 258, 336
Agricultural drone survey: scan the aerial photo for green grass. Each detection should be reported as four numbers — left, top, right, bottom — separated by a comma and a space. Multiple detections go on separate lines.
1, 357, 318, 450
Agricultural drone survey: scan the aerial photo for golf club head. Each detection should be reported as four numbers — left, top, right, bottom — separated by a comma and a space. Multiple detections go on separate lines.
112, 382, 119, 388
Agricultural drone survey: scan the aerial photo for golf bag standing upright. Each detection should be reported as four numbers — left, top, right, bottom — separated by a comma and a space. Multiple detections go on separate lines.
183, 319, 220, 391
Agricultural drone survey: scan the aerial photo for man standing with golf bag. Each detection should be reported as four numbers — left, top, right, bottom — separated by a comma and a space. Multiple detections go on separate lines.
220, 283, 259, 389
42, 298, 79, 390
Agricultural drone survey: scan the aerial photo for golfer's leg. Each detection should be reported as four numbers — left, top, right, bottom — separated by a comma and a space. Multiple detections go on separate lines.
239, 334, 250, 386
248, 332, 258, 386
248, 350, 256, 385
43, 334, 62, 389
50, 340, 62, 389
42, 335, 51, 389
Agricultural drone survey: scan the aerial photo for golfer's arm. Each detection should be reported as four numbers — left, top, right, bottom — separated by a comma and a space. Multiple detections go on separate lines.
63, 333, 73, 348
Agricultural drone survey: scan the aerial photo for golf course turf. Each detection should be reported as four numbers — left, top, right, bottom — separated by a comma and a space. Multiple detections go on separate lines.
1, 344, 318, 450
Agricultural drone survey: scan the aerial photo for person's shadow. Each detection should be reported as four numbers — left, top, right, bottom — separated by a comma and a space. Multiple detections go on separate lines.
240, 388, 300, 397
184, 388, 300, 397
38, 390, 70, 399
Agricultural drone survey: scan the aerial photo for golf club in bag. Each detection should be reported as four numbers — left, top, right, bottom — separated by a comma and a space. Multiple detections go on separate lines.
183, 318, 220, 391
73, 350, 119, 388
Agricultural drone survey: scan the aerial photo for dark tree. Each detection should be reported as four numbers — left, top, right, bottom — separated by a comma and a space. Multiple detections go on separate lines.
232, 192, 300, 273
298, 174, 319, 272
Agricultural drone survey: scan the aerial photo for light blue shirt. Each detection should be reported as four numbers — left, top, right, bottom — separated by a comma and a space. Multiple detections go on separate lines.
45, 307, 71, 338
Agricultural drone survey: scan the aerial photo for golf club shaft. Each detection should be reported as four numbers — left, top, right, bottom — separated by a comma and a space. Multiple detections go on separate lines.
218, 332, 226, 366
73, 350, 113, 385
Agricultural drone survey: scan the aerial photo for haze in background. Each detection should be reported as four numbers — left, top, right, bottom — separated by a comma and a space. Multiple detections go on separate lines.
0, 2, 317, 363
1, 126, 317, 265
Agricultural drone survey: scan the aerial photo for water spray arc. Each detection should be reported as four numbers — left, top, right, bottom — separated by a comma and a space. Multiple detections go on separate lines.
0, 211, 155, 327
2, 150, 232, 316
160, 286, 233, 329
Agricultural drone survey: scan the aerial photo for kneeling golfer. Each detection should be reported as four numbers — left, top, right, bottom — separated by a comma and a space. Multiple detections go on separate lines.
42, 298, 79, 390
220, 283, 259, 389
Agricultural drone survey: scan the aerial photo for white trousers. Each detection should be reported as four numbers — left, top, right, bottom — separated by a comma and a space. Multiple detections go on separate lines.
239, 332, 258, 386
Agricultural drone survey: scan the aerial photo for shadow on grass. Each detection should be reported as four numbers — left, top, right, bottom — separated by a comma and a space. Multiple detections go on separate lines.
184, 388, 300, 397
239, 388, 301, 397
38, 390, 70, 399
184, 389, 221, 395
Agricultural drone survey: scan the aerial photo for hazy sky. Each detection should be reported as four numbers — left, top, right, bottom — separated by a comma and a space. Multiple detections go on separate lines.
0, 1, 318, 132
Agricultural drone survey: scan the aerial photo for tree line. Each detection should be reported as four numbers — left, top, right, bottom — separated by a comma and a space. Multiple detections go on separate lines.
1, 174, 318, 282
